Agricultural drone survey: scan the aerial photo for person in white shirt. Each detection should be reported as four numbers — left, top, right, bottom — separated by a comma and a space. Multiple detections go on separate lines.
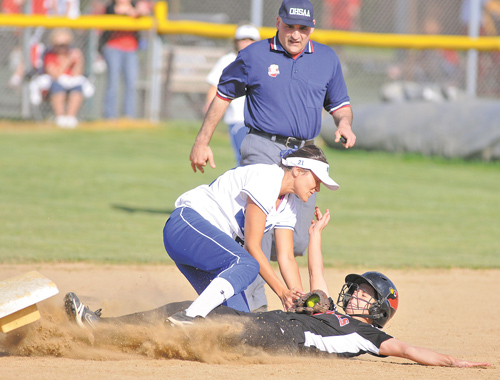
163, 145, 340, 325
204, 24, 261, 165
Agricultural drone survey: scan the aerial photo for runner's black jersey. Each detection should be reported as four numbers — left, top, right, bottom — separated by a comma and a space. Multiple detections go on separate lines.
281, 310, 393, 358
209, 306, 393, 358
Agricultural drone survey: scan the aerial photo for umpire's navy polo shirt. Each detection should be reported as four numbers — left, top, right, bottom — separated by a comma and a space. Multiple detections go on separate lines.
217, 32, 350, 140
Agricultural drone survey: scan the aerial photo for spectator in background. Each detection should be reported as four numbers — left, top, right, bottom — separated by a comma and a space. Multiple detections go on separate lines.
461, 0, 500, 97
322, 0, 361, 31
100, 0, 152, 119
32, 28, 94, 128
482, 0, 500, 34
384, 17, 461, 102
320, 0, 361, 76
460, 0, 489, 29
7, 0, 49, 89
47, 0, 81, 18
204, 24, 261, 165
3, 0, 49, 14
414, 18, 461, 85
6, 0, 79, 90
482, 1, 500, 97
1, 0, 24, 14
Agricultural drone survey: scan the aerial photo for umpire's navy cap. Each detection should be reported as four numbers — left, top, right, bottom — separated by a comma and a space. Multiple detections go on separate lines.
279, 0, 315, 28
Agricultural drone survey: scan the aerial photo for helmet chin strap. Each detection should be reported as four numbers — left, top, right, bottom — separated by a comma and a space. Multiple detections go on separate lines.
348, 313, 373, 320
347, 313, 369, 319
347, 311, 383, 321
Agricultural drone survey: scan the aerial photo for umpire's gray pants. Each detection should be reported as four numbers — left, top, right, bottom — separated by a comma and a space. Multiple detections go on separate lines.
239, 133, 316, 311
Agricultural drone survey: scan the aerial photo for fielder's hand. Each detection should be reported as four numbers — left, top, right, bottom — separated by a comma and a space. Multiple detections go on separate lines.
281, 287, 304, 311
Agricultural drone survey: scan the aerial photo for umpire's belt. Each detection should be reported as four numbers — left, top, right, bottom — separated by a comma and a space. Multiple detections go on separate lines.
249, 128, 314, 148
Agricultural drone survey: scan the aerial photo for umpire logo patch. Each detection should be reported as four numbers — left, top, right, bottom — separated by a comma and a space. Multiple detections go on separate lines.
268, 64, 280, 77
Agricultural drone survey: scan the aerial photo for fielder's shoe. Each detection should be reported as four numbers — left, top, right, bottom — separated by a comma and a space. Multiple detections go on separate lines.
64, 292, 102, 330
166, 310, 203, 327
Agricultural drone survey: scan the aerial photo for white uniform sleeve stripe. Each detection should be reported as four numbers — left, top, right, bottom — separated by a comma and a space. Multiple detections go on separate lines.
241, 189, 270, 215
303, 331, 380, 355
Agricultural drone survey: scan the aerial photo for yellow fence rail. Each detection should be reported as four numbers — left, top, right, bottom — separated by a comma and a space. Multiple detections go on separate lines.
1, 1, 499, 51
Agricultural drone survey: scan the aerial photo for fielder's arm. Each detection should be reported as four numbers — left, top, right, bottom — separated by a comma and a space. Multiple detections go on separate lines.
244, 199, 299, 311
274, 228, 303, 292
379, 338, 491, 367
332, 106, 355, 148
190, 96, 231, 173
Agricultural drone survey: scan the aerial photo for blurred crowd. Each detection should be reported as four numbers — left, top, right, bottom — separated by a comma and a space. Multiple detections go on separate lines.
4, 0, 153, 127
2, 0, 500, 126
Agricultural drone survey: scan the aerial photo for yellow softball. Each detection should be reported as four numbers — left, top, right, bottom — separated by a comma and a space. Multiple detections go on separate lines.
306, 294, 320, 308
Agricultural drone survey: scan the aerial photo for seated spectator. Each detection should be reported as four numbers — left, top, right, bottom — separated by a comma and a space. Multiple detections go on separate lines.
29, 28, 94, 128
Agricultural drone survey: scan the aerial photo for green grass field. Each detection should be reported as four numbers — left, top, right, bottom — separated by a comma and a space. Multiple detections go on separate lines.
1, 121, 499, 268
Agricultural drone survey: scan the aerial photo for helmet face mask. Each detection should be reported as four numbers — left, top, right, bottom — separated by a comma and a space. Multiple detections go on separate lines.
336, 271, 399, 328
338, 282, 376, 315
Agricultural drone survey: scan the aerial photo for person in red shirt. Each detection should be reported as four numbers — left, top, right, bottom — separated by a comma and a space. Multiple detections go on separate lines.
7, 0, 50, 89
322, 0, 361, 31
100, 0, 152, 119
1, 0, 48, 14
2, 0, 24, 14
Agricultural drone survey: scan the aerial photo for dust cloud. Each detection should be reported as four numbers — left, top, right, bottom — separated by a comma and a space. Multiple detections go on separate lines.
0, 301, 288, 364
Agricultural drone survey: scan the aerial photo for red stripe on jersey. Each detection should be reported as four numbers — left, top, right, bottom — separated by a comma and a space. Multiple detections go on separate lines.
216, 93, 232, 102
330, 104, 351, 114
270, 36, 276, 50
315, 310, 350, 326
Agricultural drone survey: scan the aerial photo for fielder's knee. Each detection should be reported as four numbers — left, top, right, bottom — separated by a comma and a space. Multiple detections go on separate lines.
222, 256, 260, 294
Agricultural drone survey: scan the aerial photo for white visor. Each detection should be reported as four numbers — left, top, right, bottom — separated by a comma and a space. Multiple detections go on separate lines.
282, 157, 339, 191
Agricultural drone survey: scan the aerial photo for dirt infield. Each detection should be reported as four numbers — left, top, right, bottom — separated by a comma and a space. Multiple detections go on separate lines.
0, 263, 497, 379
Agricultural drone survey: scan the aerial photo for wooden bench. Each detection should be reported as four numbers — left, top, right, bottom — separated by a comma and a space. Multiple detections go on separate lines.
160, 45, 229, 119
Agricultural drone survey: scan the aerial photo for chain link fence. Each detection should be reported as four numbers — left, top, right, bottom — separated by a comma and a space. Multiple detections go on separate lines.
0, 0, 499, 122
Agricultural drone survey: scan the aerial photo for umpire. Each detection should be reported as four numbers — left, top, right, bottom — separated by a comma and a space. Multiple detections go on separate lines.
189, 0, 355, 312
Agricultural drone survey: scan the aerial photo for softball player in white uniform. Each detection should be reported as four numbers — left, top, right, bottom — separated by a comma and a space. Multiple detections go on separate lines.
162, 145, 339, 324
